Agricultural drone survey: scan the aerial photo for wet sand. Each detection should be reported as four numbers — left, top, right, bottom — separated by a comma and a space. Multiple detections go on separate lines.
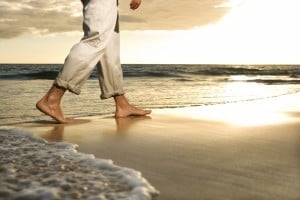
20, 92, 300, 200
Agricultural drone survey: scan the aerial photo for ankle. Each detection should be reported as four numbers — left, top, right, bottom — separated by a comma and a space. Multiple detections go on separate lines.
45, 85, 66, 103
114, 95, 129, 107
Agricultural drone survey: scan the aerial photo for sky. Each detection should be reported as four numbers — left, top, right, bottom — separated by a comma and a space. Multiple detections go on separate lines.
0, 0, 299, 64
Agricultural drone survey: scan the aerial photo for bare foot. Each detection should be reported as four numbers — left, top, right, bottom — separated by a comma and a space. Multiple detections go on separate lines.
36, 97, 73, 124
114, 95, 151, 118
36, 85, 73, 124
115, 105, 151, 118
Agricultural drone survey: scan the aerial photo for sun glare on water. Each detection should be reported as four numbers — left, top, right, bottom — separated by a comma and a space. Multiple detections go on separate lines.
172, 98, 290, 127
165, 77, 294, 127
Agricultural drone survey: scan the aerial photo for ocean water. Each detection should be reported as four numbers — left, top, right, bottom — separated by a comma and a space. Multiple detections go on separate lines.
0, 128, 159, 200
1, 64, 300, 200
1, 64, 300, 126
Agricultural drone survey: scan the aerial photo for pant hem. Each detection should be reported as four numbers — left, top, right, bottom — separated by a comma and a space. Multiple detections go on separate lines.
100, 90, 125, 99
54, 78, 81, 95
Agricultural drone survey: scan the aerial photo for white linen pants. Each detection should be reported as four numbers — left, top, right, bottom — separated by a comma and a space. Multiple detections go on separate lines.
55, 0, 124, 99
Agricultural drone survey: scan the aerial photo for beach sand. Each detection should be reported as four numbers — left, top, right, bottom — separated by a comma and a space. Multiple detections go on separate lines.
19, 92, 300, 200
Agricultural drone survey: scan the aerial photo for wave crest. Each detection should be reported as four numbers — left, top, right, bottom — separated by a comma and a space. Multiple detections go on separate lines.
0, 128, 159, 200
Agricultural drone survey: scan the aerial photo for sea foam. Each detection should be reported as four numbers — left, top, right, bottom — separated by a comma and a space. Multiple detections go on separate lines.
0, 129, 159, 200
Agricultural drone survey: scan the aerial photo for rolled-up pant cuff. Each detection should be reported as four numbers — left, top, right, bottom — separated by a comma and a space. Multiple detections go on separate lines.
54, 78, 81, 95
100, 90, 125, 99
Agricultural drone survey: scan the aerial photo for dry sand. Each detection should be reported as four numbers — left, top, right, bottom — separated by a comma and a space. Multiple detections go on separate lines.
20, 92, 300, 200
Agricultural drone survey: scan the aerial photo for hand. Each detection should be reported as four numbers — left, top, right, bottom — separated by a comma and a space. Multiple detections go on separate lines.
130, 0, 141, 10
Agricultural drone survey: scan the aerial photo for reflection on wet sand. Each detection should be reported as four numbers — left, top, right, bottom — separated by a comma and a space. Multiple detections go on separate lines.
39, 116, 152, 141
43, 124, 65, 141
28, 118, 91, 142
115, 116, 152, 134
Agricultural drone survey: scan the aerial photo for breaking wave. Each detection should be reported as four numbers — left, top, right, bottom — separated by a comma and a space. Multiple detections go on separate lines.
0, 128, 159, 200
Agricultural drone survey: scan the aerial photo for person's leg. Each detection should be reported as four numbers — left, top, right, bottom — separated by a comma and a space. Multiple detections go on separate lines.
55, 0, 118, 94
96, 32, 124, 99
36, 85, 73, 123
36, 0, 118, 123
96, 12, 151, 117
